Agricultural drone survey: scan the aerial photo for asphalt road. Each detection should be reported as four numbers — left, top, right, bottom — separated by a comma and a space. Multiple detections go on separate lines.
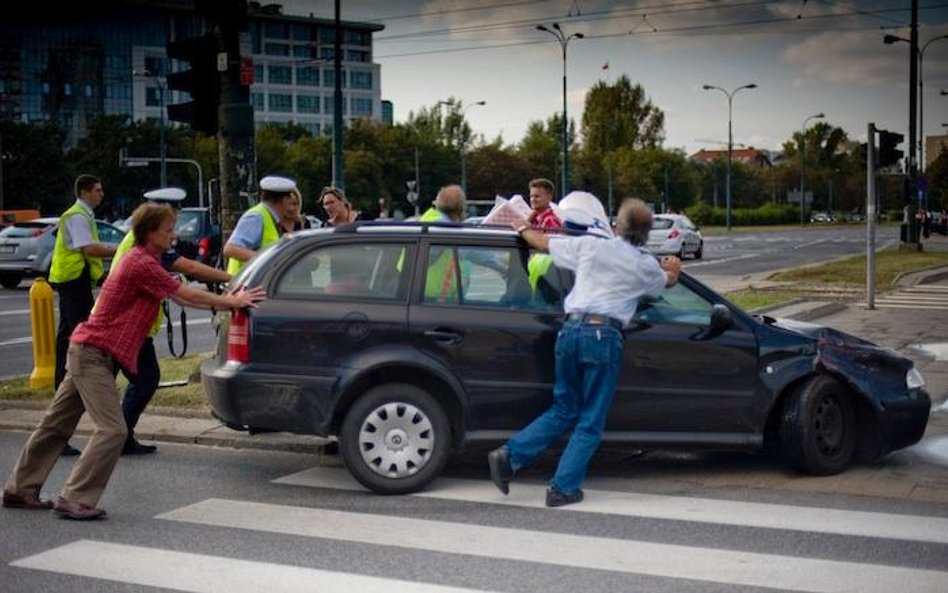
1, 431, 947, 593
0, 225, 899, 379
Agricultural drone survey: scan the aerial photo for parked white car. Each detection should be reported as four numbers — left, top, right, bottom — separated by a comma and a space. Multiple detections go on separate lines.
646, 214, 703, 259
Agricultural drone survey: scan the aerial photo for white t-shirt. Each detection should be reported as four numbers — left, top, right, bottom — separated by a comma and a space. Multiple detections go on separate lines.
63, 200, 96, 250
548, 235, 667, 325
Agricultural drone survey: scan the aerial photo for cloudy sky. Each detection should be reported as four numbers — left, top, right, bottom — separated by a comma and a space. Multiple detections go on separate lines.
281, 0, 948, 158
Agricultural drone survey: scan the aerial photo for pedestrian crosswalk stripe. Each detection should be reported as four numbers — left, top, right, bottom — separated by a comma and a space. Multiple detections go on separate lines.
273, 466, 948, 545
11, 540, 499, 593
158, 498, 948, 593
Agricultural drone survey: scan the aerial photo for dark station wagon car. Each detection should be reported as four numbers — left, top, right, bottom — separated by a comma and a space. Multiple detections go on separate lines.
202, 221, 931, 494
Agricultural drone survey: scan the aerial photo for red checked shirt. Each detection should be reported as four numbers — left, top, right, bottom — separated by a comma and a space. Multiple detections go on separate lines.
70, 245, 181, 374
529, 207, 562, 229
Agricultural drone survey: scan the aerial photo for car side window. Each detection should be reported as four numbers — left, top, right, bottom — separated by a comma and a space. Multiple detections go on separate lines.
634, 282, 713, 325
275, 242, 409, 301
423, 245, 561, 311
96, 222, 123, 244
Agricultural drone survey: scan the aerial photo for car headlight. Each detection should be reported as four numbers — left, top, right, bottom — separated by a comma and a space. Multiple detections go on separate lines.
906, 367, 926, 389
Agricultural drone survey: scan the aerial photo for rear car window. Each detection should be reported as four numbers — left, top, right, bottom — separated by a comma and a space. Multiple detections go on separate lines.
0, 223, 53, 238
276, 242, 410, 301
652, 218, 674, 230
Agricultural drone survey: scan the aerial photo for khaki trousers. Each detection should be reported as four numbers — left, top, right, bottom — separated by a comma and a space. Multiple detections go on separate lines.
4, 343, 127, 507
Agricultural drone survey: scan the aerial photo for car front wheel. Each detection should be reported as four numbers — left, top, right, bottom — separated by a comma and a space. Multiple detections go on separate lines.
340, 383, 451, 494
779, 375, 856, 475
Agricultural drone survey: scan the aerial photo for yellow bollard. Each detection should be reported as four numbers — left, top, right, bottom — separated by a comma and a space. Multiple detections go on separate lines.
29, 277, 56, 389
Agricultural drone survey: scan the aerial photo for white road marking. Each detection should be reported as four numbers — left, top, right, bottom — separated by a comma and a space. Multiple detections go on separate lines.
683, 253, 759, 268
158, 498, 948, 593
273, 467, 948, 545
11, 540, 497, 593
0, 318, 210, 347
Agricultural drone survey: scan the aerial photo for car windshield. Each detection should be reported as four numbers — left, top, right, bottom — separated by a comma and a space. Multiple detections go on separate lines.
174, 211, 202, 236
652, 218, 674, 230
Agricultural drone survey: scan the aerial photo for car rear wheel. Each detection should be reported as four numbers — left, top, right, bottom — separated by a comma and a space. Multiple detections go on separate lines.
340, 383, 450, 494
0, 273, 22, 289
779, 375, 856, 475
694, 241, 703, 259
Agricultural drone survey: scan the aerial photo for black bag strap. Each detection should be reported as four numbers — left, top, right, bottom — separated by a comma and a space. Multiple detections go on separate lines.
162, 299, 188, 359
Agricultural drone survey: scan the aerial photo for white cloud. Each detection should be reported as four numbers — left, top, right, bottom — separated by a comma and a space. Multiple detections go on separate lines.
783, 31, 902, 86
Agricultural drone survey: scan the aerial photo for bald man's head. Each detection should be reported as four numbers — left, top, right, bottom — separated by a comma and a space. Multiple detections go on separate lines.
435, 184, 467, 221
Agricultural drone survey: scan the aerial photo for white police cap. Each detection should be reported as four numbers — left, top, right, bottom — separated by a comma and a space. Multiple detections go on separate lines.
143, 187, 186, 202
260, 175, 297, 193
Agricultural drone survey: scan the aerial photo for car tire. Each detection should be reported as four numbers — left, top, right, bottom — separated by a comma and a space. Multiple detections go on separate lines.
340, 383, 451, 494
0, 273, 22, 289
694, 241, 703, 260
779, 375, 856, 475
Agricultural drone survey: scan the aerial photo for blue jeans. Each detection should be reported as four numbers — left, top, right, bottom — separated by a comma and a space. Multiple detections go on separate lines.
507, 320, 623, 494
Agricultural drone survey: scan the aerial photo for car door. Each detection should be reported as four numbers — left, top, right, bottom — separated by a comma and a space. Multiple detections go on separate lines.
607, 278, 761, 438
251, 239, 412, 379
408, 236, 563, 432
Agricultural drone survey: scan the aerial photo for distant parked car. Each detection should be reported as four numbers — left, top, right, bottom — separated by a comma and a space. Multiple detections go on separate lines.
930, 210, 946, 235
810, 212, 835, 223
646, 214, 703, 259
845, 210, 865, 223
0, 217, 125, 289
173, 207, 222, 268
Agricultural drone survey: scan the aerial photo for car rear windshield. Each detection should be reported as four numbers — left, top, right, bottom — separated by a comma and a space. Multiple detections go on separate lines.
652, 218, 674, 230
0, 222, 54, 238
174, 210, 203, 237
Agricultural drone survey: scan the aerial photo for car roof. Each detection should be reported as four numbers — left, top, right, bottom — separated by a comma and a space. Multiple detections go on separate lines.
317, 219, 593, 239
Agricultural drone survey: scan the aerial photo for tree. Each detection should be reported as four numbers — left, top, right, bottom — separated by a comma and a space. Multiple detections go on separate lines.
517, 118, 561, 189
581, 75, 665, 159
1, 120, 69, 213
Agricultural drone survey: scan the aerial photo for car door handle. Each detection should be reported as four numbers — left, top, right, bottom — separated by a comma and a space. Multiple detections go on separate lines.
424, 329, 464, 345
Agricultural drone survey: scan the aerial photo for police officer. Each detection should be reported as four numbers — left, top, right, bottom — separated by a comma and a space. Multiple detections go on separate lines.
50, 174, 117, 456
223, 176, 297, 275
110, 187, 232, 454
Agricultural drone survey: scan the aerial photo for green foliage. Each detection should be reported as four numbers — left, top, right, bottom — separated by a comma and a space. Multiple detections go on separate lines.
0, 120, 69, 212
684, 202, 798, 226
684, 201, 713, 226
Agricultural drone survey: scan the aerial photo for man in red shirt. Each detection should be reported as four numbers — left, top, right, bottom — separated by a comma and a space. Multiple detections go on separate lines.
2, 203, 264, 520
527, 178, 562, 229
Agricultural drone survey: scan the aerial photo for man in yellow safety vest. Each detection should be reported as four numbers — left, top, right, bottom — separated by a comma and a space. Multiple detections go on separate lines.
223, 176, 297, 276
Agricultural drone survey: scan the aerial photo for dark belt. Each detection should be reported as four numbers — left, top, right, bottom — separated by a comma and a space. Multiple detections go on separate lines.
566, 313, 624, 330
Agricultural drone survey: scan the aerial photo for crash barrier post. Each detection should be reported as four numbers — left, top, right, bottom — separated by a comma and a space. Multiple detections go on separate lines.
29, 277, 55, 389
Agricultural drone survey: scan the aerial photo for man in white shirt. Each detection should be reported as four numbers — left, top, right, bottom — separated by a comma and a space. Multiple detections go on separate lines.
489, 197, 681, 507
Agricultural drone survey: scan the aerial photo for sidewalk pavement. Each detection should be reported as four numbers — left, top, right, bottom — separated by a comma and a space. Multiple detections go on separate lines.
2, 235, 947, 501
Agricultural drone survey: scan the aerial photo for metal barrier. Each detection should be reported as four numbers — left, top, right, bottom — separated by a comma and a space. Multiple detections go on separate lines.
29, 277, 55, 389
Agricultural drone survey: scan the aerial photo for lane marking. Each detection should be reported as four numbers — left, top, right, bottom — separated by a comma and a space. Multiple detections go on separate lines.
12, 540, 497, 593
159, 498, 948, 593
0, 318, 211, 347
683, 253, 759, 268
273, 467, 948, 544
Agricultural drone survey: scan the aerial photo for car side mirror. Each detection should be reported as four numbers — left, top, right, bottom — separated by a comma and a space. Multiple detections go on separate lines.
709, 303, 732, 334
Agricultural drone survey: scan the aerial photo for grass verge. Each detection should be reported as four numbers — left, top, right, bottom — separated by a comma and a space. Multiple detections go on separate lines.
768, 248, 948, 286
0, 352, 212, 413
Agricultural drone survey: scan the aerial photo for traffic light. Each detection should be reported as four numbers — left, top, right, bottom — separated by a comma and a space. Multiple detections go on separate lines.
165, 33, 220, 135
877, 129, 904, 169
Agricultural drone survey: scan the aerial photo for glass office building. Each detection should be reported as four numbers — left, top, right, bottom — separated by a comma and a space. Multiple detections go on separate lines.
0, 2, 384, 146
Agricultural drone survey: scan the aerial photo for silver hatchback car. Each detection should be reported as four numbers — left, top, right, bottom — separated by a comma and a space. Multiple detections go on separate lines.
0, 217, 125, 289
646, 214, 703, 259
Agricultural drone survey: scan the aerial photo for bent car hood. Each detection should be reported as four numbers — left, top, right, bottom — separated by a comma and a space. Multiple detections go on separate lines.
769, 317, 913, 399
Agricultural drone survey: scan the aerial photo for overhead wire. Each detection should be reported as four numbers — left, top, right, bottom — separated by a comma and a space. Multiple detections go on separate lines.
374, 4, 946, 59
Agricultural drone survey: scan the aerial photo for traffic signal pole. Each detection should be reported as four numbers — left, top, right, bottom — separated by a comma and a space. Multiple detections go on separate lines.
905, 0, 920, 248
867, 123, 877, 310
217, 0, 255, 239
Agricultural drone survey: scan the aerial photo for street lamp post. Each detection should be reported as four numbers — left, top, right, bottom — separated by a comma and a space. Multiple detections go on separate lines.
885, 33, 948, 171
537, 23, 583, 198
799, 112, 825, 225
134, 69, 167, 187
460, 101, 485, 195
702, 83, 757, 231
